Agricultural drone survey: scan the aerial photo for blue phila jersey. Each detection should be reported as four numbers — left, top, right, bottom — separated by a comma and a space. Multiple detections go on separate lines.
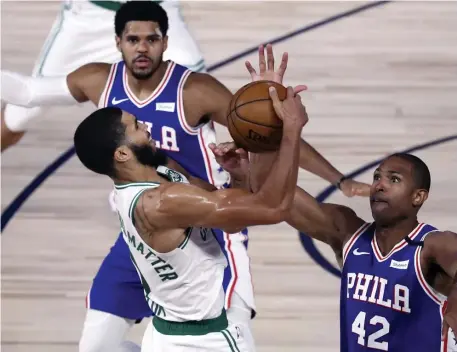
98, 60, 229, 188
340, 222, 454, 352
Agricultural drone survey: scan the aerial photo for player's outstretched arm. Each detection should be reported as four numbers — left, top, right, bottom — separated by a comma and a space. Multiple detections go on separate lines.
286, 186, 365, 257
422, 231, 457, 337
245, 44, 371, 198
136, 184, 288, 232
1, 63, 110, 107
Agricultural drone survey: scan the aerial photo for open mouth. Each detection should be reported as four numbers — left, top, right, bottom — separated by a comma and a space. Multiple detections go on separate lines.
134, 57, 152, 68
371, 198, 389, 210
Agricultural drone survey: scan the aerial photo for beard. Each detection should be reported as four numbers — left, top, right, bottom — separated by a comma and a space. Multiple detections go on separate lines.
122, 52, 163, 80
130, 143, 168, 168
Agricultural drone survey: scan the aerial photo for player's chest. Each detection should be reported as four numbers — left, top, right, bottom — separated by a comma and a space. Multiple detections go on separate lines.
345, 248, 420, 313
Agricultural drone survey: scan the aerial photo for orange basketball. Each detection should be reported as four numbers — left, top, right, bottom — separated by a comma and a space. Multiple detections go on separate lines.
227, 80, 286, 153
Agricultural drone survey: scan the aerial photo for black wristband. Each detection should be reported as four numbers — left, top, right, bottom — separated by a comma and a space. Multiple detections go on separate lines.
336, 176, 348, 190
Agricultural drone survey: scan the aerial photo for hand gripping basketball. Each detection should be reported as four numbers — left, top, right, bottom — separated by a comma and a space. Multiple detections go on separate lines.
269, 86, 308, 128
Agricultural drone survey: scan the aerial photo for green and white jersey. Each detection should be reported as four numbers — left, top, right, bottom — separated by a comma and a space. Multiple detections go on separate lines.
113, 167, 227, 322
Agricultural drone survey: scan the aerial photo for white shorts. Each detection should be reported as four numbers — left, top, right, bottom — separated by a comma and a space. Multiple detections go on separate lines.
34, 0, 206, 76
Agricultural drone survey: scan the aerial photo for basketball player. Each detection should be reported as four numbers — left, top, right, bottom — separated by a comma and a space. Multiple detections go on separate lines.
1, 2, 370, 351
1, 0, 205, 151
72, 84, 306, 351
218, 145, 457, 351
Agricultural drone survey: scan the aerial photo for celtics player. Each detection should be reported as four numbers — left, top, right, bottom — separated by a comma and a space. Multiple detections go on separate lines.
73, 83, 307, 351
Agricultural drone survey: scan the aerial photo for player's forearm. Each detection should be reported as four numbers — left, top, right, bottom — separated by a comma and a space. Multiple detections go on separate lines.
299, 139, 344, 185
257, 124, 302, 211
1, 70, 79, 108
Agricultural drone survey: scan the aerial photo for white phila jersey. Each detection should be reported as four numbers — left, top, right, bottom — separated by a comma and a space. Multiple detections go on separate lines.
113, 166, 227, 322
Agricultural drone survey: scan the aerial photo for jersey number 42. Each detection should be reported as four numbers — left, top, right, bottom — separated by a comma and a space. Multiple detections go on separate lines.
352, 311, 389, 351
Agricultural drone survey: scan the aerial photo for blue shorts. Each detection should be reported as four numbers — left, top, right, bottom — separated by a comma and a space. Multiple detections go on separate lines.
87, 229, 249, 321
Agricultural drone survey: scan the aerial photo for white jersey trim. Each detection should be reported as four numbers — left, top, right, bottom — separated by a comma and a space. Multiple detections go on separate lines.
342, 222, 371, 265
123, 61, 175, 108
222, 231, 237, 308
97, 63, 118, 108
176, 69, 198, 135
372, 223, 425, 262
414, 230, 446, 306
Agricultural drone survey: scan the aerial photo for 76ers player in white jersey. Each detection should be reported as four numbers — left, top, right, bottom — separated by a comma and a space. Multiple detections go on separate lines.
1, 1, 372, 351
271, 152, 457, 351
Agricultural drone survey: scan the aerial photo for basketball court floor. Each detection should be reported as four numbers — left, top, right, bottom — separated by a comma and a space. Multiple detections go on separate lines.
1, 1, 456, 351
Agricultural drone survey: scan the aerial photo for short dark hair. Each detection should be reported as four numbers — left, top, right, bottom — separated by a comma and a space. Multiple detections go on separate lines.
74, 107, 126, 177
390, 153, 431, 191
115, 1, 169, 37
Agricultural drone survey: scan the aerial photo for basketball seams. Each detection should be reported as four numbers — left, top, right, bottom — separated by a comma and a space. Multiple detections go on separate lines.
228, 80, 286, 152
227, 113, 248, 148
231, 98, 283, 129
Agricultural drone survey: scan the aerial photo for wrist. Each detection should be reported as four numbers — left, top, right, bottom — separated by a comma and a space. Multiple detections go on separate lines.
335, 175, 348, 190
281, 124, 302, 140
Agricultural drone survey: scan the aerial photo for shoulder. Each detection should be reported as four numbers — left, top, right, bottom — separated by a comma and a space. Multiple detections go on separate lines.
183, 72, 232, 98
321, 203, 366, 234
423, 230, 457, 252
70, 62, 112, 80
184, 72, 222, 88
67, 62, 114, 103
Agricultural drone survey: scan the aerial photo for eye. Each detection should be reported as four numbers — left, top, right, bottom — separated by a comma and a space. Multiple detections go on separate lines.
373, 173, 380, 181
127, 37, 138, 43
147, 36, 160, 43
391, 176, 400, 183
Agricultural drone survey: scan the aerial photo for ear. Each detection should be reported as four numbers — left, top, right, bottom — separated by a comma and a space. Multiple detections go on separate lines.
115, 35, 121, 52
412, 189, 428, 207
114, 145, 132, 164
163, 35, 168, 53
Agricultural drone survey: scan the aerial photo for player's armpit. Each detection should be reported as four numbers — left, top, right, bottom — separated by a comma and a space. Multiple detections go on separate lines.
136, 183, 286, 232
424, 231, 457, 279
67, 63, 112, 104
285, 186, 365, 250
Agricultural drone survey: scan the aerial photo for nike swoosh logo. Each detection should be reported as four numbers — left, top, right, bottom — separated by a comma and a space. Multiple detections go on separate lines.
111, 97, 129, 105
353, 248, 370, 256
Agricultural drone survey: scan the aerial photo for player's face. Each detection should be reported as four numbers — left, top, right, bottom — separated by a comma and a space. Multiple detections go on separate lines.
117, 21, 168, 80
120, 112, 167, 168
370, 157, 425, 225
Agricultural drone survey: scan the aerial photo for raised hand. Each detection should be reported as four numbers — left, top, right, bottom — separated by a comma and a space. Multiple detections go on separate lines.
208, 142, 249, 180
339, 179, 371, 198
245, 44, 307, 95
269, 86, 308, 128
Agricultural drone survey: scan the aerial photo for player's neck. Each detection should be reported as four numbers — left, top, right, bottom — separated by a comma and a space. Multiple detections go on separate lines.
114, 165, 163, 185
375, 217, 419, 255
126, 61, 168, 97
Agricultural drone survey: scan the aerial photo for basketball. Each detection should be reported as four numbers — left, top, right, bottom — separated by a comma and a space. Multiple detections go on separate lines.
227, 80, 287, 153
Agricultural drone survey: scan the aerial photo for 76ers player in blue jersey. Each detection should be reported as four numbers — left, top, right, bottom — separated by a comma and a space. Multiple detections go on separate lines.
1, 2, 373, 350
273, 152, 457, 351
